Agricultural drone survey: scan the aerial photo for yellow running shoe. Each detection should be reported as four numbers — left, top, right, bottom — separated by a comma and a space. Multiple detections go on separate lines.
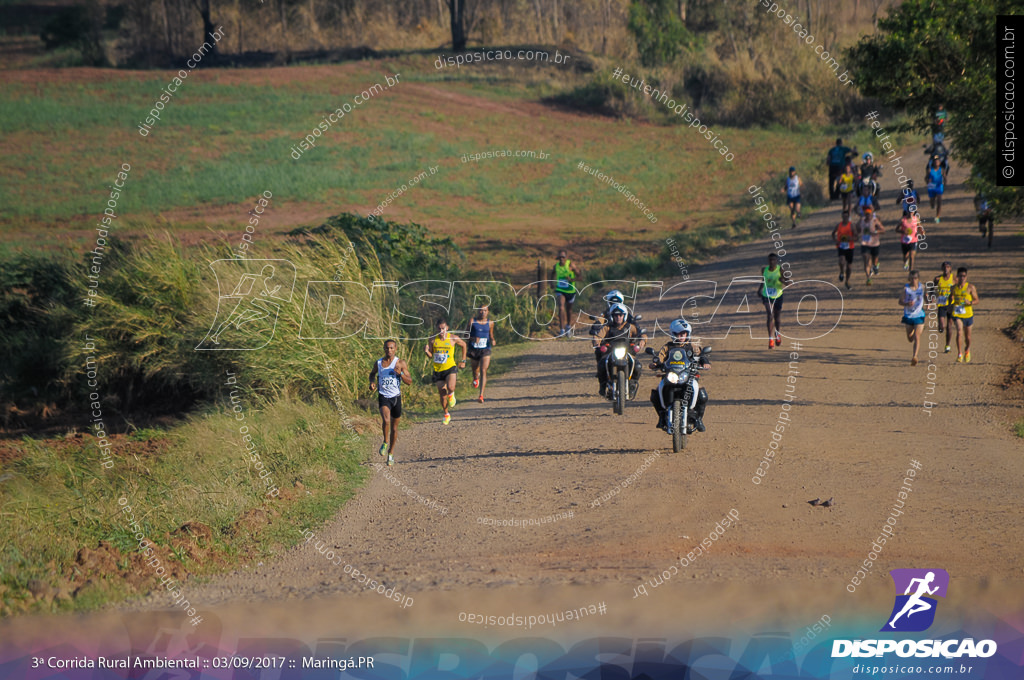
965, 350, 972, 363
448, 394, 457, 408
379, 442, 388, 457
443, 412, 451, 425
957, 354, 964, 363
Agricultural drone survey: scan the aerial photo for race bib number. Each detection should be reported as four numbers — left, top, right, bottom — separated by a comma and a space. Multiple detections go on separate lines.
381, 376, 399, 390
902, 234, 913, 244
937, 295, 949, 305
433, 351, 449, 364
927, 182, 937, 190
557, 279, 570, 289
839, 241, 853, 250
861, 232, 872, 245
954, 305, 966, 316
765, 287, 779, 298
472, 337, 488, 348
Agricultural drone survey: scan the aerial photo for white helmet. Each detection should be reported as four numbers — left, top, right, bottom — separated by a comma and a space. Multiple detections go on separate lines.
863, 152, 873, 161
609, 303, 629, 319
604, 289, 624, 304
669, 318, 692, 338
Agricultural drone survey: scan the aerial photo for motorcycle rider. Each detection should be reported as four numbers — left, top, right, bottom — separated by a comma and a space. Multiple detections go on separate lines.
591, 290, 633, 371
594, 303, 646, 397
649, 319, 710, 432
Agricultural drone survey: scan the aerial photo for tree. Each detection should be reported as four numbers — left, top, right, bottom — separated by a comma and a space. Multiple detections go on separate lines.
627, 0, 691, 67
847, 0, 1023, 216
446, 0, 468, 51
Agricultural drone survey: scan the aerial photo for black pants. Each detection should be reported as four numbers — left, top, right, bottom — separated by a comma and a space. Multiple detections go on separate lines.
828, 164, 843, 199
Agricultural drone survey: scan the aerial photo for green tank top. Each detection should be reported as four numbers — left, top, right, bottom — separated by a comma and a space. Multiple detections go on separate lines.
554, 261, 576, 294
762, 266, 784, 300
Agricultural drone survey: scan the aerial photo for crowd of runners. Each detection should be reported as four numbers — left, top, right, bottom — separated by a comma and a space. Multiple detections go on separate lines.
366, 109, 986, 463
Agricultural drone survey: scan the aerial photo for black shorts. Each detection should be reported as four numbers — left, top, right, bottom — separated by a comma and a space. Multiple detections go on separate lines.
432, 366, 458, 383
555, 291, 577, 306
378, 394, 402, 418
761, 295, 783, 312
954, 316, 974, 327
861, 244, 880, 257
937, 303, 954, 319
900, 242, 917, 255
467, 347, 491, 361
837, 247, 854, 263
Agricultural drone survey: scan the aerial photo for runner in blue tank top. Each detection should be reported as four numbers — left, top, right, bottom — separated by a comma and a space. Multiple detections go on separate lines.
369, 339, 413, 465
465, 305, 496, 402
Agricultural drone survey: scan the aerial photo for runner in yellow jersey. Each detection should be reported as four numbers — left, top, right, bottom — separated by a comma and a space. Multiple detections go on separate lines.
757, 252, 791, 350
551, 250, 581, 337
425, 318, 467, 424
950, 267, 980, 363
930, 261, 956, 353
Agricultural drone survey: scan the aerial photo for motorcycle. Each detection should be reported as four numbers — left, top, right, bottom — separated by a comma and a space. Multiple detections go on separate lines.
646, 346, 712, 452
591, 313, 645, 415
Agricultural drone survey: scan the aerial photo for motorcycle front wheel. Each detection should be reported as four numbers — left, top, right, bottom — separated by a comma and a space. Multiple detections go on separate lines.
672, 398, 686, 452
615, 370, 626, 415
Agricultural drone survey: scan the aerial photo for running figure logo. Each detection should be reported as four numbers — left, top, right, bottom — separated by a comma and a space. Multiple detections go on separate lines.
881, 568, 950, 632
196, 259, 296, 351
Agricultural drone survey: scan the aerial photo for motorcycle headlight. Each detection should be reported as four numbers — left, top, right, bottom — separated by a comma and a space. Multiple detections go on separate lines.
613, 346, 627, 359
666, 372, 679, 384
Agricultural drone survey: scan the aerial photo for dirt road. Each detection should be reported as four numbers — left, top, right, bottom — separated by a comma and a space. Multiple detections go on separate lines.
4, 158, 1022, 652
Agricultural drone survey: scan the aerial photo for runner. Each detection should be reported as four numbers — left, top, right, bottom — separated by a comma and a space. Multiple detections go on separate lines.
857, 168, 878, 217
931, 261, 956, 354
858, 207, 886, 285
896, 208, 926, 272
783, 166, 802, 228
649, 318, 709, 432
926, 155, 945, 223
552, 250, 580, 337
425, 319, 467, 424
758, 252, 791, 349
826, 138, 852, 200
899, 271, 926, 366
831, 210, 857, 289
594, 303, 646, 397
950, 267, 980, 363
465, 305, 495, 402
859, 152, 879, 193
368, 339, 413, 466
898, 179, 920, 215
975, 192, 994, 247
838, 161, 856, 214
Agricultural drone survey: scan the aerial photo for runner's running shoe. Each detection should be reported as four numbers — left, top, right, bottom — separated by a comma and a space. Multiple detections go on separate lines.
379, 443, 388, 457
443, 412, 451, 425
769, 339, 775, 349
966, 351, 972, 363
478, 395, 484, 403
387, 454, 395, 466
472, 378, 479, 388
448, 394, 457, 408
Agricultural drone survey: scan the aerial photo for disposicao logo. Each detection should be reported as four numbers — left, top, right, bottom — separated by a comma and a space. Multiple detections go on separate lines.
832, 568, 998, 659
881, 568, 949, 632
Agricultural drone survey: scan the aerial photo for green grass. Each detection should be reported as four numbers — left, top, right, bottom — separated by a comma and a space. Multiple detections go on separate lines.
0, 58, 906, 235
1014, 419, 1024, 439
0, 396, 369, 615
